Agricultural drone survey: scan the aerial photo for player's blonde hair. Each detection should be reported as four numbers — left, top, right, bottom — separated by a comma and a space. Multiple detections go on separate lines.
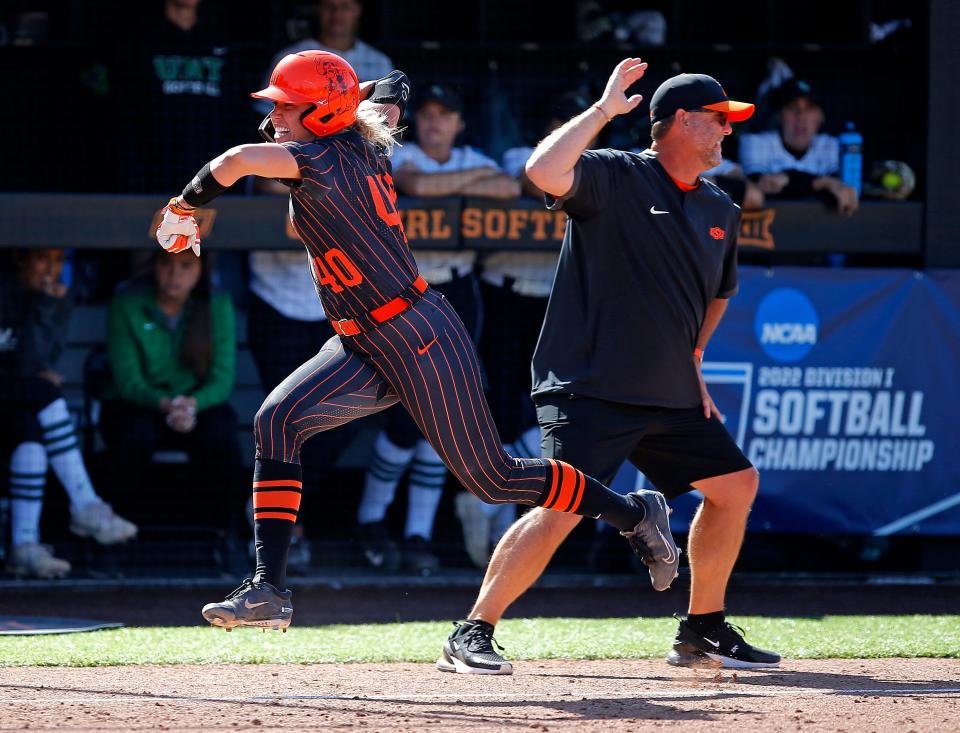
354, 106, 402, 155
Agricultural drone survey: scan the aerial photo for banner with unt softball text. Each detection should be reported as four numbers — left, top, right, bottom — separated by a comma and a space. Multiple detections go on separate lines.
625, 266, 960, 536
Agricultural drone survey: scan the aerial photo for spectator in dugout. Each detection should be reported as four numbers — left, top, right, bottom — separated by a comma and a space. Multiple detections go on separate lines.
353, 83, 520, 575
738, 77, 859, 215
100, 250, 246, 538
108, 0, 249, 193
1, 249, 137, 579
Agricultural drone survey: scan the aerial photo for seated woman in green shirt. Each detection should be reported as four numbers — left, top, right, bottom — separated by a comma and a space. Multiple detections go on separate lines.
101, 250, 245, 535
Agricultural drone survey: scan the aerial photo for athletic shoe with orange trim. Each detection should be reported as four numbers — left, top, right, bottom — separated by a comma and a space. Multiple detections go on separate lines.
621, 489, 680, 591
201, 578, 293, 632
436, 620, 512, 675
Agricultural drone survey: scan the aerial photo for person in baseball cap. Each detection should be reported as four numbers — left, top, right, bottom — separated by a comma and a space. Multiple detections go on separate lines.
440, 58, 782, 677
649, 73, 755, 124
414, 83, 464, 115
769, 77, 820, 112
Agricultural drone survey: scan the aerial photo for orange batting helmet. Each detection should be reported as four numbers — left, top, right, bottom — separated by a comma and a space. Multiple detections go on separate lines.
252, 50, 361, 137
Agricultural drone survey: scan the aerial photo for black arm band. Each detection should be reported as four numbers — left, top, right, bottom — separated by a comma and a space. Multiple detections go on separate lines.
181, 163, 229, 207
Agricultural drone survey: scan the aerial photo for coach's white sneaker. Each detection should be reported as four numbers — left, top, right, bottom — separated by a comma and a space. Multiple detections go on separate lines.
70, 500, 138, 544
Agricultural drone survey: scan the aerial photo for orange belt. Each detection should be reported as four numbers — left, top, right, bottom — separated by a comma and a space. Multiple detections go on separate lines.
331, 276, 429, 337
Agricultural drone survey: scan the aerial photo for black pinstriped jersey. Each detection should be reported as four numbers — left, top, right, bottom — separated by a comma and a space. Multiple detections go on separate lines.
532, 148, 741, 408
282, 131, 419, 322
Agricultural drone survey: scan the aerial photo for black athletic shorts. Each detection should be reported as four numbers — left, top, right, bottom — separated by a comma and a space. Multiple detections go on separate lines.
535, 393, 754, 500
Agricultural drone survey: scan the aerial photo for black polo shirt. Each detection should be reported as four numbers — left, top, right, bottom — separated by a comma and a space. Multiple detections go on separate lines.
531, 148, 740, 408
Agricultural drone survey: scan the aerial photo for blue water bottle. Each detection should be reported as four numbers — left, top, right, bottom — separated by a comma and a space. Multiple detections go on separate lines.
837, 122, 863, 197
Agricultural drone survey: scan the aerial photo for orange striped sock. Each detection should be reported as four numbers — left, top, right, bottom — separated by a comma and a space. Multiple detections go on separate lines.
539, 459, 586, 513
253, 479, 302, 523
538, 459, 642, 531
252, 459, 303, 589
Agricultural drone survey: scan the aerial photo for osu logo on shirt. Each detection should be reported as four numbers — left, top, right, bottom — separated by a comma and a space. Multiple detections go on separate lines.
709, 227, 726, 240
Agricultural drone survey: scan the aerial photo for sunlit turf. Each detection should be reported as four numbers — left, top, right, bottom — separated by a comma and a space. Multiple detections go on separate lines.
2, 616, 957, 667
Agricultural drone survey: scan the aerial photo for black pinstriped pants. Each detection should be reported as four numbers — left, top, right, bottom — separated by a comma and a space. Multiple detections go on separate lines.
254, 288, 549, 506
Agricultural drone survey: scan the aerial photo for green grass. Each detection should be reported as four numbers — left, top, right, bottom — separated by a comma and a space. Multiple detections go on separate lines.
2, 616, 958, 667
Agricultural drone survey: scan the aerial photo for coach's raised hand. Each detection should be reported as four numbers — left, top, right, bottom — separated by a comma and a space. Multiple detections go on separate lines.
156, 197, 201, 257
597, 57, 648, 119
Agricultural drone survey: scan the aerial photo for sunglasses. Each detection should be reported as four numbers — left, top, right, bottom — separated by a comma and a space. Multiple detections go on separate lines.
686, 108, 729, 126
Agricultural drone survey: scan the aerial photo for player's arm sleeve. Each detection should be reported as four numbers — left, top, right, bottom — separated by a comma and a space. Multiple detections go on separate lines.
544, 149, 621, 219
190, 293, 237, 412
717, 208, 741, 298
281, 141, 334, 199
107, 296, 169, 409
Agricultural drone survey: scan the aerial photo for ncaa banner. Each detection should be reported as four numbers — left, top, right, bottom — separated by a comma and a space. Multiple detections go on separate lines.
628, 267, 960, 536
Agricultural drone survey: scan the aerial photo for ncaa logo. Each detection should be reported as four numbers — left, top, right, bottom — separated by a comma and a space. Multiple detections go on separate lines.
754, 288, 818, 362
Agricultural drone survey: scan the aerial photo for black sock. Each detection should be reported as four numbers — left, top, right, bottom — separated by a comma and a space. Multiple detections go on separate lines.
465, 619, 495, 633
686, 611, 726, 633
539, 459, 645, 531
252, 458, 302, 591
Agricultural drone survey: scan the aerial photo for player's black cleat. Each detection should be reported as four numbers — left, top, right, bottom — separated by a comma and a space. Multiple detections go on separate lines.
436, 620, 513, 675
620, 489, 680, 591
201, 578, 293, 632
666, 617, 781, 669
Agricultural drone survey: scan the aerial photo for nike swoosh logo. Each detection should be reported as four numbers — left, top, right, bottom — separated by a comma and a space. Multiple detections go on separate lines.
417, 337, 438, 355
702, 637, 721, 649
244, 599, 269, 609
650, 205, 669, 215
659, 529, 676, 565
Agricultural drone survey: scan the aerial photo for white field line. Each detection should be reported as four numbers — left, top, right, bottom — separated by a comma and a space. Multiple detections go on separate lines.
1, 688, 959, 705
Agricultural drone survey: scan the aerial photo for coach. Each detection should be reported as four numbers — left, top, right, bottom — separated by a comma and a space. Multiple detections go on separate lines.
438, 59, 781, 672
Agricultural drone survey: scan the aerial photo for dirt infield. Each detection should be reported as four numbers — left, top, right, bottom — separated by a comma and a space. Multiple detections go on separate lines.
3, 659, 959, 732
3, 581, 957, 730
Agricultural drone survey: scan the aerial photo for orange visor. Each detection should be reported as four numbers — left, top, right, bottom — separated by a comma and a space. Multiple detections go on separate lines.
702, 100, 755, 122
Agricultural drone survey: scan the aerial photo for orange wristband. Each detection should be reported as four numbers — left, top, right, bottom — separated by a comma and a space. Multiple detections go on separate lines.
167, 197, 195, 216
693, 347, 704, 363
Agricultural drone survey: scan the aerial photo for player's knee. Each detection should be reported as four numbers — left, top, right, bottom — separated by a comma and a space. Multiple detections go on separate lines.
254, 398, 296, 446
